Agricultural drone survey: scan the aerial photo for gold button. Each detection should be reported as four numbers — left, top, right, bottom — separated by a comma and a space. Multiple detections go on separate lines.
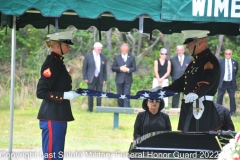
185, 82, 187, 84
185, 76, 187, 78
188, 71, 189, 73
196, 56, 198, 58
184, 87, 185, 90
56, 96, 58, 98
51, 95, 53, 98
60, 97, 62, 100
193, 61, 195, 63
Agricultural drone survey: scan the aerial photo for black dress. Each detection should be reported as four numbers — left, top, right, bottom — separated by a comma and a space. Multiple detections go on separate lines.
133, 111, 172, 140
156, 59, 168, 78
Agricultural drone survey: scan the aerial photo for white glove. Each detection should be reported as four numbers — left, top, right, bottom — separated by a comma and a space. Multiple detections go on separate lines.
64, 91, 80, 100
150, 86, 163, 92
185, 93, 198, 103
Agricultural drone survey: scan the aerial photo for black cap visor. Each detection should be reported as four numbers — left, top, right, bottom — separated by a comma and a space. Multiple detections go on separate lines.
61, 39, 74, 45
183, 38, 196, 44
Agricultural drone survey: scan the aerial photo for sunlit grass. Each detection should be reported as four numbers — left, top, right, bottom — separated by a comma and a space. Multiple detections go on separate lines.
0, 103, 239, 152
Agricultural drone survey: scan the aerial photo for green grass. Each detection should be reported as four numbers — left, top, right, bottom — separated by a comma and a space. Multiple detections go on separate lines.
0, 104, 239, 153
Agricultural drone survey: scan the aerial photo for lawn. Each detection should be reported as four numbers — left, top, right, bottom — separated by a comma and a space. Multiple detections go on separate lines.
0, 104, 239, 153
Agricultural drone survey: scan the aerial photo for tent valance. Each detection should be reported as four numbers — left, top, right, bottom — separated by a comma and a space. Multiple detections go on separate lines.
0, 0, 162, 21
1, 0, 240, 36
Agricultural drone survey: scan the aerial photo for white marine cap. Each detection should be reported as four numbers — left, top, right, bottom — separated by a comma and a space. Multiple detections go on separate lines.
46, 31, 74, 45
181, 30, 210, 44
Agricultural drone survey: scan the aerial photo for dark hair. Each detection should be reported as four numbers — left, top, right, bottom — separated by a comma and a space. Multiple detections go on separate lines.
142, 99, 165, 112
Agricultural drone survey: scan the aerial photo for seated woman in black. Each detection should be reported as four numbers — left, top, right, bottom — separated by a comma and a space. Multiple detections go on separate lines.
133, 98, 172, 140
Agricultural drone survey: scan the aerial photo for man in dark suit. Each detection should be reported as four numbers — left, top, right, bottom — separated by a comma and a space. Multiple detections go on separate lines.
217, 49, 238, 116
112, 43, 136, 107
170, 45, 192, 108
214, 103, 235, 131
82, 42, 107, 112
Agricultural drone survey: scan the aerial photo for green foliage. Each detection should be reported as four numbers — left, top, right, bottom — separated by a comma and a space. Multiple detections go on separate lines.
1, 25, 240, 108
0, 29, 12, 61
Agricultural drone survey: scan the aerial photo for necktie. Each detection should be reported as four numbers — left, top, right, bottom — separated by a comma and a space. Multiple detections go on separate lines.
123, 55, 126, 62
227, 60, 231, 81
95, 54, 99, 77
179, 57, 182, 66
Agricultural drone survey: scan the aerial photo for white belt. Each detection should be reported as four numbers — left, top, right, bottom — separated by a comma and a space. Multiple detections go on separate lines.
183, 95, 213, 119
183, 95, 213, 101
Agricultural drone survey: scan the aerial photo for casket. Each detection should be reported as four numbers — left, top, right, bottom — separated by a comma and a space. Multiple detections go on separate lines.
128, 131, 235, 160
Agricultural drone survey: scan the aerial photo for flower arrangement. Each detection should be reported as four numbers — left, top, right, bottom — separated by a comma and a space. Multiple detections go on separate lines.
217, 132, 240, 160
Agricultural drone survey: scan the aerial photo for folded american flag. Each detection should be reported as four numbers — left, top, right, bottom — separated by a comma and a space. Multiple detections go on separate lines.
76, 88, 177, 99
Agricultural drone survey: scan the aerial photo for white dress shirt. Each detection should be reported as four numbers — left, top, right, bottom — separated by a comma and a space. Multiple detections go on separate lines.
223, 58, 232, 81
122, 53, 128, 62
93, 51, 100, 75
178, 55, 184, 66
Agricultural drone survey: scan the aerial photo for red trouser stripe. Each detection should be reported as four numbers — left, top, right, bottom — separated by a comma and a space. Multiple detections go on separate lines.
48, 120, 53, 160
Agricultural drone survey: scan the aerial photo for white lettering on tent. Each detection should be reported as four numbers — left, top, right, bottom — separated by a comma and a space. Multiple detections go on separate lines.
207, 0, 212, 16
192, 0, 240, 18
192, 0, 206, 16
231, 0, 240, 17
214, 0, 229, 17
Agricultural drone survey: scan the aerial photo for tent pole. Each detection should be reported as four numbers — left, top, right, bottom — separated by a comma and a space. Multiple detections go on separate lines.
98, 18, 101, 41
8, 15, 16, 160
139, 15, 144, 33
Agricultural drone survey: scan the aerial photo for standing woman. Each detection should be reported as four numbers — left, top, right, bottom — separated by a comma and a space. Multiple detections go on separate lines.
152, 48, 171, 106
36, 31, 80, 160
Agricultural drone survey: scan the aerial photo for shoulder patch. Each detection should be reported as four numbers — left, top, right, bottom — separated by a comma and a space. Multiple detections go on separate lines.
204, 61, 214, 70
43, 67, 52, 77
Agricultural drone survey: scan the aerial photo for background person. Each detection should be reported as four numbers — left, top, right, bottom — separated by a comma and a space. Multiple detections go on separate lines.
216, 49, 239, 117
82, 42, 107, 112
164, 30, 222, 132
133, 98, 172, 140
214, 103, 235, 131
153, 48, 171, 107
36, 31, 80, 160
170, 45, 192, 108
111, 43, 136, 107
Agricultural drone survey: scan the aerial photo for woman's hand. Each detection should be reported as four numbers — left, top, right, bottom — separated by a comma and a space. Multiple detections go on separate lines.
158, 78, 163, 86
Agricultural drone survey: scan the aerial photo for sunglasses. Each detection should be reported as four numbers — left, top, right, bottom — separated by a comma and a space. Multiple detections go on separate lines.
225, 53, 232, 55
160, 53, 167, 55
148, 99, 161, 103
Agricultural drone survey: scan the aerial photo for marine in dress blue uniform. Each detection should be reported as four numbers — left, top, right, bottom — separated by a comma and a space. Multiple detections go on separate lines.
37, 31, 80, 160
164, 30, 222, 132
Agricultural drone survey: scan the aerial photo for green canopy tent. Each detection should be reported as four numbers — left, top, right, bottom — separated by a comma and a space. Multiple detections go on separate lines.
1, 0, 240, 159
1, 0, 240, 35
162, 0, 240, 23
